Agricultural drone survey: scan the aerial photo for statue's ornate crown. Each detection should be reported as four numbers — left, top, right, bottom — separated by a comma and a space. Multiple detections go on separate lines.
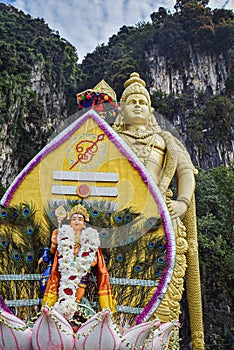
124, 72, 146, 89
69, 204, 90, 222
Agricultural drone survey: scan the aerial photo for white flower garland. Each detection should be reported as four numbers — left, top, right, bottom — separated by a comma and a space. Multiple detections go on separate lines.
53, 225, 100, 320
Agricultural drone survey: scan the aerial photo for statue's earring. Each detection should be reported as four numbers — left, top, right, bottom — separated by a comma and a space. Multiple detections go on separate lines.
119, 114, 124, 128
120, 116, 126, 130
148, 115, 153, 128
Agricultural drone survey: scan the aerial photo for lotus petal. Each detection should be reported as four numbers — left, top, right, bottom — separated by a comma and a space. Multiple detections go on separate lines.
143, 321, 180, 350
0, 309, 32, 350
32, 306, 74, 350
119, 319, 160, 350
75, 309, 121, 350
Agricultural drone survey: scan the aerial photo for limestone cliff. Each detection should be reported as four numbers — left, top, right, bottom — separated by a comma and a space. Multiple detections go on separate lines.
146, 45, 233, 170
0, 61, 68, 187
147, 45, 228, 96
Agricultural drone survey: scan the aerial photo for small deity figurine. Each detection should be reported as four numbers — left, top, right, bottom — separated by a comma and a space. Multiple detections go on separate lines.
113, 73, 204, 350
41, 204, 116, 323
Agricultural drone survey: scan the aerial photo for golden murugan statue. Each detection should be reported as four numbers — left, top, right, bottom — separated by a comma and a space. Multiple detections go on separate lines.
113, 72, 204, 349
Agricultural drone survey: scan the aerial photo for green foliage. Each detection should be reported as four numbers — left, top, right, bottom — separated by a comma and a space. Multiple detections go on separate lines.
78, 2, 233, 96
179, 1, 214, 49
78, 23, 154, 98
150, 7, 168, 25
225, 51, 234, 96
0, 4, 80, 93
196, 165, 234, 290
212, 8, 234, 55
0, 183, 6, 198
204, 95, 233, 145
174, 0, 209, 11
156, 14, 190, 70
151, 91, 194, 123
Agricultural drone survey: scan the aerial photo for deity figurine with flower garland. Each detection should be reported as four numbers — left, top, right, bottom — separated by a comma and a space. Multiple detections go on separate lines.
42, 204, 116, 324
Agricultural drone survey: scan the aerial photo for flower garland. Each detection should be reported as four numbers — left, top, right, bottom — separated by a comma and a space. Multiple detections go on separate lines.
53, 225, 100, 320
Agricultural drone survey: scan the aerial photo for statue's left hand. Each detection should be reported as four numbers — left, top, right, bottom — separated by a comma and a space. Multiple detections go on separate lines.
168, 200, 188, 220
38, 247, 50, 265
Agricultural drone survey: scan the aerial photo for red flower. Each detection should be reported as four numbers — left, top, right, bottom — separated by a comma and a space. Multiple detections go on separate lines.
82, 252, 89, 257
64, 288, 73, 295
69, 275, 76, 280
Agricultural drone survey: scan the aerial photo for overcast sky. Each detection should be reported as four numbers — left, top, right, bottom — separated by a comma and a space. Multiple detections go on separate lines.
1, 0, 233, 62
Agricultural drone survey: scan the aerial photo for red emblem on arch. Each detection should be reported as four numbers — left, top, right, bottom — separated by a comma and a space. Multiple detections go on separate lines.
70, 134, 105, 170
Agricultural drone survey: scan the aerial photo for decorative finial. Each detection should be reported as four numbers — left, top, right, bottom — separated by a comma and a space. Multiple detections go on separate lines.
76, 79, 118, 116
93, 79, 117, 101
55, 205, 67, 227
124, 72, 146, 89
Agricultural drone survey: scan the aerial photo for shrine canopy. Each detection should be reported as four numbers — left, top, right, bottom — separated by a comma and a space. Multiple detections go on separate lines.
0, 110, 176, 323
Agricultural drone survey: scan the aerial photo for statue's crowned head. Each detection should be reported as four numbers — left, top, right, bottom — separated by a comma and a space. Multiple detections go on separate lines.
120, 72, 151, 107
113, 72, 160, 132
69, 204, 90, 222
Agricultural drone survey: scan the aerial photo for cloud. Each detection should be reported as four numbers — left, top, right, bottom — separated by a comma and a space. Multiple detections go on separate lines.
209, 0, 233, 9
2, 0, 234, 61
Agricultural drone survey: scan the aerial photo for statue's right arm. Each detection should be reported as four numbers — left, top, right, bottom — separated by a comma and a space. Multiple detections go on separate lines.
169, 169, 195, 219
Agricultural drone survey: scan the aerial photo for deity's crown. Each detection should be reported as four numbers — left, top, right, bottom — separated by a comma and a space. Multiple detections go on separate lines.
120, 72, 151, 106
69, 204, 90, 222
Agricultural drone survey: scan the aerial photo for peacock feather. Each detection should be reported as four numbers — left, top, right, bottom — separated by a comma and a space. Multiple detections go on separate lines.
0, 202, 52, 314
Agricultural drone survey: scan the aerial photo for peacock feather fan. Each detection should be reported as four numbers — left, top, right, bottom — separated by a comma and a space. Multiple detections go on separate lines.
0, 202, 51, 275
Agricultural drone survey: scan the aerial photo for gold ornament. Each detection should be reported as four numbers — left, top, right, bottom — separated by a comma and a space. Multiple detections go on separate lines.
77, 79, 117, 102
55, 205, 67, 227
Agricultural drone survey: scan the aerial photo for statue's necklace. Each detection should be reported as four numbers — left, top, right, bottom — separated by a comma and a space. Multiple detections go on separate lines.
121, 129, 154, 139
120, 131, 154, 166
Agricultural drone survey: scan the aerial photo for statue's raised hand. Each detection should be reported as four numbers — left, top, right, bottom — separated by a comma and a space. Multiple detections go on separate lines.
167, 200, 188, 220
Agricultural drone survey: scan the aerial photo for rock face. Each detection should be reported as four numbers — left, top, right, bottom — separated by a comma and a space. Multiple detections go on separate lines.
0, 62, 68, 187
31, 62, 66, 120
185, 136, 233, 170
147, 46, 227, 96
146, 45, 233, 170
